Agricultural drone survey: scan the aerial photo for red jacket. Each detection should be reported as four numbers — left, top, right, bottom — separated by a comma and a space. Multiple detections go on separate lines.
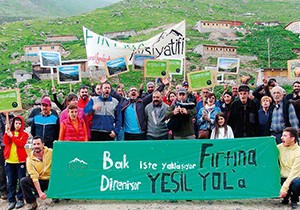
61, 117, 87, 141
3, 116, 28, 162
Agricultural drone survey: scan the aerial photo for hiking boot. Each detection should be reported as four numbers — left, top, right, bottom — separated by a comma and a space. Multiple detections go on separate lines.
15, 200, 24, 209
1, 192, 8, 200
8, 202, 16, 210
27, 201, 37, 210
291, 202, 298, 209
282, 197, 289, 205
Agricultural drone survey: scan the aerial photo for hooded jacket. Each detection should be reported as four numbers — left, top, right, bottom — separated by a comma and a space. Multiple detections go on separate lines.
3, 116, 28, 162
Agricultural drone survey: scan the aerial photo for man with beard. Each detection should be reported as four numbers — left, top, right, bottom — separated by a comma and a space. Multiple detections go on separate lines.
139, 81, 155, 99
30, 98, 59, 148
286, 81, 300, 101
20, 136, 52, 210
144, 91, 169, 140
111, 77, 169, 140
84, 82, 122, 141
77, 86, 90, 108
228, 85, 259, 138
77, 86, 93, 131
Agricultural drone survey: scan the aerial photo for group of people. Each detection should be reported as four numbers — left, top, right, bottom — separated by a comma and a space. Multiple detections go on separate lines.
0, 76, 300, 209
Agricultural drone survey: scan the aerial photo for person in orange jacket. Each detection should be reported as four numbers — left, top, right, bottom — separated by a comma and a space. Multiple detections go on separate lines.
3, 116, 28, 210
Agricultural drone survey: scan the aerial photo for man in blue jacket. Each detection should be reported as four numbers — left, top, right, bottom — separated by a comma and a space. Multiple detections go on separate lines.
111, 77, 169, 140
31, 98, 59, 148
84, 82, 122, 141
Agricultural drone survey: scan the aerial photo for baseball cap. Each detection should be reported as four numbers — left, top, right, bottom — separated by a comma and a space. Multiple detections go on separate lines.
238, 85, 250, 92
178, 88, 187, 94
40, 98, 51, 106
182, 81, 189, 86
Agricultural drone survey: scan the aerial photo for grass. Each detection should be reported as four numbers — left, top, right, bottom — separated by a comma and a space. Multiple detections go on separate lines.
0, 0, 300, 109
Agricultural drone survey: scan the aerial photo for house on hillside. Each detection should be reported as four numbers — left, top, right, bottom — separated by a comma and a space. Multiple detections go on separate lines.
103, 30, 137, 39
256, 68, 290, 85
45, 35, 78, 42
262, 68, 288, 83
193, 44, 237, 58
32, 59, 88, 80
253, 21, 280, 27
13, 70, 32, 83
24, 44, 69, 63
285, 20, 300, 34
194, 20, 243, 33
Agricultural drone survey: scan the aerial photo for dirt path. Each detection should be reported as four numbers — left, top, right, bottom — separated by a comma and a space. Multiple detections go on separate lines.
0, 198, 294, 210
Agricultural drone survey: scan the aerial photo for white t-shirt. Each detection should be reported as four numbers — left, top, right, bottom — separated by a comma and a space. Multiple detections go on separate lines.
210, 125, 234, 139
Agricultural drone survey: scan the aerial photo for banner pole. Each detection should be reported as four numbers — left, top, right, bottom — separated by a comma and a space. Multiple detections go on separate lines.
50, 67, 55, 89
184, 19, 187, 82
5, 112, 9, 127
69, 83, 72, 93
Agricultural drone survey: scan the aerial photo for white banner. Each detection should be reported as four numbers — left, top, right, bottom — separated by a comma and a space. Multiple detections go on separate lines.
83, 20, 186, 70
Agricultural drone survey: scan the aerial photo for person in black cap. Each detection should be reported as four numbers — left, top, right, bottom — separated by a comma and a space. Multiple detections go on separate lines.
165, 88, 196, 139
182, 81, 196, 104
228, 85, 259, 137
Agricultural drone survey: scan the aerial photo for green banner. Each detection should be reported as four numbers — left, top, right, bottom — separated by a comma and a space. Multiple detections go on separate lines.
47, 137, 280, 200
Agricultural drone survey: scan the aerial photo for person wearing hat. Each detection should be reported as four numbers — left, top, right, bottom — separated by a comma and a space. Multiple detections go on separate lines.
165, 87, 196, 139
139, 81, 155, 99
228, 85, 259, 138
26, 95, 58, 126
182, 81, 196, 104
30, 98, 59, 148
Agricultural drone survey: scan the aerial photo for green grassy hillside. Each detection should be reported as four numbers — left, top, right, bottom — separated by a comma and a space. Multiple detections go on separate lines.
0, 0, 120, 23
0, 0, 299, 108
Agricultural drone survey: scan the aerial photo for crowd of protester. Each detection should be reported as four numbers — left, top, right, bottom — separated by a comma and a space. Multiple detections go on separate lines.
0, 76, 300, 209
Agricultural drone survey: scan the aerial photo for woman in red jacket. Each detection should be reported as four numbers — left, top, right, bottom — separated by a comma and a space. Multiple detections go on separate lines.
3, 116, 28, 210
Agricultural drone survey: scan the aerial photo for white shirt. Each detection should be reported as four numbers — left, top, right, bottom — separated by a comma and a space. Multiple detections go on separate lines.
210, 125, 234, 139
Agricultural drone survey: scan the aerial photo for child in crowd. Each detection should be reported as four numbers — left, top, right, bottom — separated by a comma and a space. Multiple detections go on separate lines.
3, 116, 28, 209
210, 112, 234, 139
59, 104, 88, 141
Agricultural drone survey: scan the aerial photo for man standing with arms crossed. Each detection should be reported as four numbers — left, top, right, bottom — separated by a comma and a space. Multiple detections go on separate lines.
20, 136, 52, 210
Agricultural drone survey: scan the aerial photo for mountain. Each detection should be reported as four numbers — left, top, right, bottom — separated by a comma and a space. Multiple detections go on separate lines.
1, 0, 300, 107
0, 0, 120, 23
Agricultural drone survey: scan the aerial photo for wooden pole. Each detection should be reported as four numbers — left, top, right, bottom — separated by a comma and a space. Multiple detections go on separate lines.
50, 67, 55, 89
5, 112, 9, 126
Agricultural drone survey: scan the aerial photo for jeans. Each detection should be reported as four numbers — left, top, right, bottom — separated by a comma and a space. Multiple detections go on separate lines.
281, 177, 300, 203
0, 146, 7, 194
20, 176, 49, 204
90, 131, 114, 141
124, 132, 146, 140
5, 162, 26, 203
146, 134, 168, 140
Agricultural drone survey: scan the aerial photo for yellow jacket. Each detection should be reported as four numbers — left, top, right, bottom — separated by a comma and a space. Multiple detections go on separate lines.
278, 143, 300, 193
26, 146, 52, 183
